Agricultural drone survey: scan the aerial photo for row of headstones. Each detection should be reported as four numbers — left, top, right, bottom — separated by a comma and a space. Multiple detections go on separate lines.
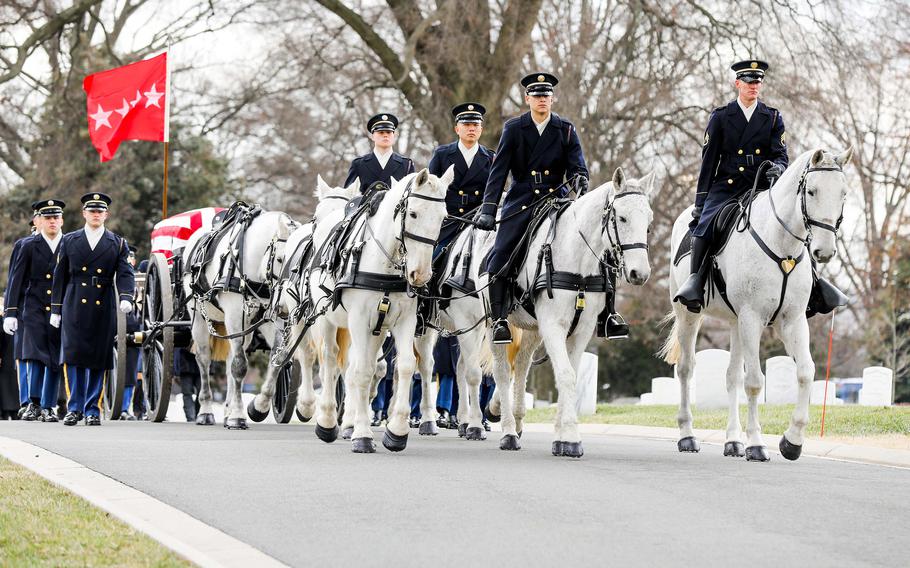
639, 349, 894, 408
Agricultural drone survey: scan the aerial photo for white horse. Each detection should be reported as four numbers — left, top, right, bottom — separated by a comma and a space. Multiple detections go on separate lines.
439, 168, 655, 455
660, 147, 853, 461
301, 167, 453, 452
182, 204, 297, 429
246, 176, 360, 423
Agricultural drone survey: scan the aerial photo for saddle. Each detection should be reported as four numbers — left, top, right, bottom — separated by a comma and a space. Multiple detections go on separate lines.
322, 186, 388, 275
672, 195, 749, 266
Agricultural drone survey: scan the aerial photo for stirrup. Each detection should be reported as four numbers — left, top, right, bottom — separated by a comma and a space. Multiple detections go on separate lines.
491, 319, 512, 344
599, 313, 629, 340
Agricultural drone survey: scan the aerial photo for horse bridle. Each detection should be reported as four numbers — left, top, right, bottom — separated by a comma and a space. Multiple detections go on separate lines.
601, 191, 650, 274
769, 161, 845, 245
368, 177, 446, 270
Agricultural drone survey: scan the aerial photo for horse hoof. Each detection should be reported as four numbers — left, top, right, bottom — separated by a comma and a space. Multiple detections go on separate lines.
484, 406, 501, 423
677, 436, 700, 453
382, 429, 408, 452
551, 441, 564, 456
246, 400, 269, 423
457, 422, 468, 437
295, 408, 311, 423
341, 426, 354, 440
315, 423, 339, 443
195, 413, 215, 426
224, 417, 248, 430
723, 441, 745, 457
465, 427, 486, 441
562, 442, 584, 458
351, 437, 376, 453
419, 421, 438, 436
745, 446, 771, 462
499, 434, 521, 451
779, 436, 802, 461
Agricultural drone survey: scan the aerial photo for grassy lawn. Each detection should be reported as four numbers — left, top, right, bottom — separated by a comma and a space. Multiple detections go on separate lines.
525, 404, 910, 438
0, 456, 192, 567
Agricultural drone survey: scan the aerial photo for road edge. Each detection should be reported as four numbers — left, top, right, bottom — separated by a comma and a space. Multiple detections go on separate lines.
0, 436, 289, 568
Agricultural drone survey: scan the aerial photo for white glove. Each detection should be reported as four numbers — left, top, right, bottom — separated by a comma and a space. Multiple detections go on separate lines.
3, 317, 17, 335
49, 314, 61, 328
119, 300, 132, 314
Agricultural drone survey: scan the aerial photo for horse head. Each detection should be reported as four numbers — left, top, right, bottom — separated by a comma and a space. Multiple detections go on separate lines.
313, 175, 358, 222
395, 166, 454, 287
802, 147, 853, 263
607, 167, 655, 286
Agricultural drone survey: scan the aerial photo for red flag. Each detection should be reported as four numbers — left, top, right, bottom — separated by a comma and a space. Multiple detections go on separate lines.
82, 52, 169, 162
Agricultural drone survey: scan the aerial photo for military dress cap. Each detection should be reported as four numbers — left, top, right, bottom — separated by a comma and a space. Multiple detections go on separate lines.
128, 245, 137, 254
521, 72, 558, 96
732, 59, 769, 83
367, 113, 399, 133
452, 102, 486, 124
31, 199, 65, 217
81, 192, 112, 211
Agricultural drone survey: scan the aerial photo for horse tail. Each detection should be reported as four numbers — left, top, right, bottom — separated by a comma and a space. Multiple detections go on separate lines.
210, 322, 230, 362
479, 324, 520, 375
335, 327, 350, 369
657, 311, 681, 365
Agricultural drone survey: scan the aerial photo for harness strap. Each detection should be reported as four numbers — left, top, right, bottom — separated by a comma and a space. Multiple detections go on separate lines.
748, 226, 805, 326
372, 292, 392, 336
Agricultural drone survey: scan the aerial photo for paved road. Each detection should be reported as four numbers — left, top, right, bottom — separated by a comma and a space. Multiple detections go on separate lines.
2, 421, 906, 567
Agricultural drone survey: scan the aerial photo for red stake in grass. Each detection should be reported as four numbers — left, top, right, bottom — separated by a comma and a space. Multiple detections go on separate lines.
820, 310, 836, 437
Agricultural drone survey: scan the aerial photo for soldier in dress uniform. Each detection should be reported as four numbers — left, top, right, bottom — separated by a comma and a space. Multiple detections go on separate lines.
673, 59, 846, 314
3, 199, 66, 422
343, 114, 415, 425
476, 72, 592, 344
344, 113, 415, 193
50, 193, 134, 426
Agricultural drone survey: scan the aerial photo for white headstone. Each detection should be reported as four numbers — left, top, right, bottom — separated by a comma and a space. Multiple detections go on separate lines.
524, 391, 535, 411
694, 349, 730, 408
651, 377, 680, 405
810, 380, 836, 405
764, 356, 797, 404
575, 352, 599, 415
638, 392, 655, 405
858, 366, 893, 406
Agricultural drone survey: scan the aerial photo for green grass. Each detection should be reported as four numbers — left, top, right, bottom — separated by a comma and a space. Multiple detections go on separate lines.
525, 404, 910, 437
0, 456, 192, 567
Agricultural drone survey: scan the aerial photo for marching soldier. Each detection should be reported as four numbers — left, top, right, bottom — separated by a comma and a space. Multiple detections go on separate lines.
51, 193, 134, 426
4, 200, 66, 422
673, 59, 846, 315
477, 72, 630, 343
5, 212, 40, 417
344, 113, 415, 192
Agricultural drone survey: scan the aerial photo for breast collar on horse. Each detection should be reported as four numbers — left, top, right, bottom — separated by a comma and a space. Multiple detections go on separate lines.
718, 160, 845, 326
334, 177, 446, 335
527, 190, 649, 337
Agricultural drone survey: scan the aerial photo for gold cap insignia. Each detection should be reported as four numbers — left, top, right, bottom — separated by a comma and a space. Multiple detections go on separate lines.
537, 74, 545, 82
48, 200, 54, 205
467, 104, 474, 111
381, 115, 388, 120
93, 194, 100, 199
751, 61, 758, 69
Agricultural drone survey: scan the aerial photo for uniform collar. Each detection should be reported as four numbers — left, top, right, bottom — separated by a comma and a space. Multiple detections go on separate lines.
41, 231, 62, 252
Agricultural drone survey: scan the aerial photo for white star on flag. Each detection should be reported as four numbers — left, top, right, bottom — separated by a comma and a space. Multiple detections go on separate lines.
144, 83, 164, 108
115, 98, 130, 117
90, 105, 113, 130
129, 90, 141, 107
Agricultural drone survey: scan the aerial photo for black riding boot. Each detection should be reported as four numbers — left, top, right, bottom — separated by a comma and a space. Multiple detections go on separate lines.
807, 276, 849, 317
489, 279, 512, 344
673, 236, 711, 313
596, 268, 629, 339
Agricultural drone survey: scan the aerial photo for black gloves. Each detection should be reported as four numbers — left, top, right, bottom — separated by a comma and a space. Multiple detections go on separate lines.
766, 162, 785, 183
689, 205, 703, 229
576, 176, 589, 196
475, 211, 495, 231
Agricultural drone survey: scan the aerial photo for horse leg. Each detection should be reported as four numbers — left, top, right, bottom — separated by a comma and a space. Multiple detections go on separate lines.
738, 311, 770, 462
313, 323, 341, 442
458, 327, 485, 440
248, 350, 278, 423
223, 303, 249, 430
675, 310, 702, 452
723, 326, 746, 457
191, 314, 216, 426
510, 329, 540, 440
294, 336, 317, 422
415, 333, 438, 436
383, 324, 418, 452
347, 326, 382, 453
777, 315, 813, 460
491, 341, 519, 450
541, 325, 583, 457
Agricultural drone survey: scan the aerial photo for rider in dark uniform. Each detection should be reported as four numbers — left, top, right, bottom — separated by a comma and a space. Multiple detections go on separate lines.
477, 73, 630, 343
344, 113, 415, 426
4, 200, 65, 421
674, 59, 846, 314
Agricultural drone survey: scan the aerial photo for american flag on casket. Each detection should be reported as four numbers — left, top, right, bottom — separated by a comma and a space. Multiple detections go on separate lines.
150, 207, 225, 262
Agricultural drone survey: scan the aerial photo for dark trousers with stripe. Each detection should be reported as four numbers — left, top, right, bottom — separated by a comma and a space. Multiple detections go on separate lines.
17, 360, 28, 406
66, 366, 105, 417
26, 360, 61, 409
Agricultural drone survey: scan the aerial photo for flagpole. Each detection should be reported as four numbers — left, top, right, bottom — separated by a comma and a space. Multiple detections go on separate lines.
162, 42, 172, 219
